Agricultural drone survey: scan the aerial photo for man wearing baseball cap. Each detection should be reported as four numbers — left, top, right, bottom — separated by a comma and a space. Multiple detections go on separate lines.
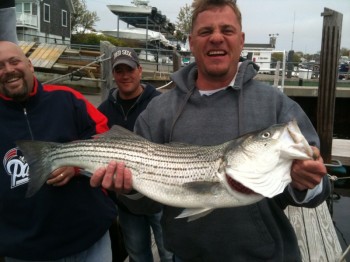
111, 47, 140, 70
99, 47, 173, 262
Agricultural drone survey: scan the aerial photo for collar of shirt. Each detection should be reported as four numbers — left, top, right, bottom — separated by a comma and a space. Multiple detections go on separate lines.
199, 62, 242, 96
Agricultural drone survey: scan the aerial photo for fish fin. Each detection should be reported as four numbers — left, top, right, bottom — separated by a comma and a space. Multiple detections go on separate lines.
175, 208, 213, 222
182, 181, 221, 194
93, 125, 146, 141
16, 140, 58, 197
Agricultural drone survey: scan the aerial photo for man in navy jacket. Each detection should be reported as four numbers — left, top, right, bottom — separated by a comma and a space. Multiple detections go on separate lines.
0, 41, 117, 261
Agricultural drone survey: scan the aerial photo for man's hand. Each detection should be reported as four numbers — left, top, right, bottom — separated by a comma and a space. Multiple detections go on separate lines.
90, 160, 133, 194
46, 166, 76, 186
290, 147, 327, 191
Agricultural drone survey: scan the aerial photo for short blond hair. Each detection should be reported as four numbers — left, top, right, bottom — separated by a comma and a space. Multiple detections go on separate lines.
191, 0, 242, 31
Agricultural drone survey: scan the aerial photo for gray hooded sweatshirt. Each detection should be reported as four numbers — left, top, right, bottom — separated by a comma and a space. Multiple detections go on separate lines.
134, 60, 330, 262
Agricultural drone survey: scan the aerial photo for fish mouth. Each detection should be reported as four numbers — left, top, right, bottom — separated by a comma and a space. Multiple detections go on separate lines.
285, 120, 314, 159
226, 174, 256, 194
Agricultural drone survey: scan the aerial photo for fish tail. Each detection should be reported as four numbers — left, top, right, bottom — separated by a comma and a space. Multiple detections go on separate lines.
16, 140, 58, 197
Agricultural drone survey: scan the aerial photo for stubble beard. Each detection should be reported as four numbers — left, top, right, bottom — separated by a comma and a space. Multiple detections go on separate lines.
1, 79, 30, 102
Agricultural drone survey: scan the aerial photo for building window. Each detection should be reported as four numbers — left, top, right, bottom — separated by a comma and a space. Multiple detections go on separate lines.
24, 3, 31, 14
44, 3, 50, 22
62, 10, 67, 27
15, 2, 33, 14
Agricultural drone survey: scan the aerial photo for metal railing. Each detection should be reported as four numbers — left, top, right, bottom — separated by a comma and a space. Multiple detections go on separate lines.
16, 13, 38, 28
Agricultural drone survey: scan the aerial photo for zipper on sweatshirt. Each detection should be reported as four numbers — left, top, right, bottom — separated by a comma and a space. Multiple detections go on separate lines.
23, 108, 34, 140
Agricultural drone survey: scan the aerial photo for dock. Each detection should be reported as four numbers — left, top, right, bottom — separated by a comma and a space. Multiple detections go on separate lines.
285, 202, 343, 261
333, 139, 350, 167
145, 201, 344, 262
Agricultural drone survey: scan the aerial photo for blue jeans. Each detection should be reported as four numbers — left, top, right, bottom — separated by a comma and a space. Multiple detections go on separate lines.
5, 231, 112, 262
118, 208, 173, 262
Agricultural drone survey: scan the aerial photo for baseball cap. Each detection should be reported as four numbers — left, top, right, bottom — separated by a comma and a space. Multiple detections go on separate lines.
111, 47, 140, 69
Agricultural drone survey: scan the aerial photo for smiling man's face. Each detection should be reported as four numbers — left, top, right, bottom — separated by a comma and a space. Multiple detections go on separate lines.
189, 5, 245, 89
0, 41, 35, 101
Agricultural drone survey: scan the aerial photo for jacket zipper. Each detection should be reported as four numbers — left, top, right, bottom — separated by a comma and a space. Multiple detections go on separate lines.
23, 108, 34, 140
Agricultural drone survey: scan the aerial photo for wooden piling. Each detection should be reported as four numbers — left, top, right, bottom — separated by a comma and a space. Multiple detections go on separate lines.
172, 50, 182, 72
317, 8, 343, 164
100, 41, 116, 102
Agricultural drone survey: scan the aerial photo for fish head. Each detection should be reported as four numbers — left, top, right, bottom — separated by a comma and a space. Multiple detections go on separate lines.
281, 120, 314, 160
223, 121, 313, 198
224, 123, 289, 174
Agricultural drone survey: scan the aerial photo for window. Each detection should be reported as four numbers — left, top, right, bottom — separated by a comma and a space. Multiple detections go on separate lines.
15, 3, 22, 12
44, 3, 50, 22
24, 3, 31, 14
62, 10, 67, 27
15, 3, 33, 14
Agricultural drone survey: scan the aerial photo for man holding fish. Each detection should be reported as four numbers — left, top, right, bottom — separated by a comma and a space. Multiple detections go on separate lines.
91, 0, 329, 261
0, 40, 117, 262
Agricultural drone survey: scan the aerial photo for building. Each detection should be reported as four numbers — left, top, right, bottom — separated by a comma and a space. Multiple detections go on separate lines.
242, 36, 278, 73
15, 0, 74, 44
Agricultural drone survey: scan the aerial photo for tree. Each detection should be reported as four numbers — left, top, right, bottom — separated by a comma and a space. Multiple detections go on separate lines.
340, 47, 350, 57
175, 3, 192, 43
71, 0, 100, 33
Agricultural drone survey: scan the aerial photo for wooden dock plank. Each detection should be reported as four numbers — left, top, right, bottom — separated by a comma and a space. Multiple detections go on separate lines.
285, 206, 310, 260
42, 45, 67, 68
316, 203, 344, 261
34, 44, 56, 68
28, 43, 66, 69
332, 139, 350, 166
29, 43, 49, 67
303, 206, 328, 261
285, 202, 343, 262
18, 41, 36, 55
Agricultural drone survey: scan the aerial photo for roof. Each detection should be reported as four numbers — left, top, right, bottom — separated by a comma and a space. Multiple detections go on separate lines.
66, 0, 74, 13
244, 43, 275, 49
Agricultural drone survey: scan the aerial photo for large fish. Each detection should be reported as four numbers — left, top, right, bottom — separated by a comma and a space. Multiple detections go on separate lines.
16, 120, 314, 220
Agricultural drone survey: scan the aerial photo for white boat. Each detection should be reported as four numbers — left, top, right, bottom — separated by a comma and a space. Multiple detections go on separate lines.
106, 0, 174, 35
102, 27, 173, 48
107, 0, 153, 16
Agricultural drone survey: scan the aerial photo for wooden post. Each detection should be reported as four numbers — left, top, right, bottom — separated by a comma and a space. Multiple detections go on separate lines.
100, 41, 116, 102
317, 8, 343, 164
172, 50, 182, 72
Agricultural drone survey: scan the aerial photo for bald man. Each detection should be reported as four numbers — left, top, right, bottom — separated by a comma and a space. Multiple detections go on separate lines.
0, 41, 117, 262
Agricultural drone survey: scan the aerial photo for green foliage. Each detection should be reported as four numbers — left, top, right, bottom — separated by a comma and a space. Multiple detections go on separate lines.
272, 52, 302, 66
340, 48, 350, 57
271, 52, 283, 62
71, 33, 140, 48
175, 3, 193, 41
71, 0, 100, 33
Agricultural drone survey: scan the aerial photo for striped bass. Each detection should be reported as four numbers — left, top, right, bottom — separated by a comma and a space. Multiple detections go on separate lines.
16, 120, 314, 220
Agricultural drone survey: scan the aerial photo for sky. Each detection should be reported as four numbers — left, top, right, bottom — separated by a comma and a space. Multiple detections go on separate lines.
86, 0, 350, 54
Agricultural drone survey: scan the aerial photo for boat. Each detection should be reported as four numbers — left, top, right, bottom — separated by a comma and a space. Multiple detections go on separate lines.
107, 0, 175, 35
102, 27, 173, 48
107, 0, 153, 16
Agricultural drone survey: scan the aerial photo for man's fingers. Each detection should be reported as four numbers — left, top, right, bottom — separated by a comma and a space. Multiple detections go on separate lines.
90, 166, 107, 187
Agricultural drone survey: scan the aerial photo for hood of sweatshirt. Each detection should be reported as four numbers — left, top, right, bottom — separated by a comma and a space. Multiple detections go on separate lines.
166, 60, 259, 138
170, 59, 259, 94
106, 82, 159, 105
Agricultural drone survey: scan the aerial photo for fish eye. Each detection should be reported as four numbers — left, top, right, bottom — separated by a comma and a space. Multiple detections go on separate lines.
261, 131, 271, 138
